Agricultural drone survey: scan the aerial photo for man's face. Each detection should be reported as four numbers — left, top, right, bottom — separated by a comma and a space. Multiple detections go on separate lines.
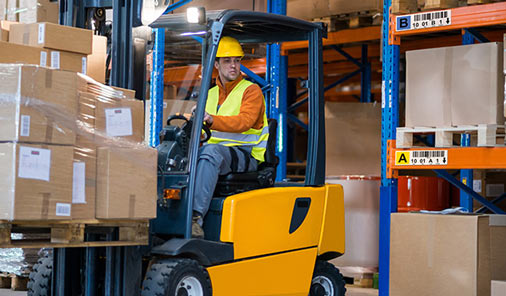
215, 57, 242, 83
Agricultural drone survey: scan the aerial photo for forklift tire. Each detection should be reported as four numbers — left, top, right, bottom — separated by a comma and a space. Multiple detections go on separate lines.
27, 255, 53, 296
141, 258, 212, 296
310, 260, 346, 296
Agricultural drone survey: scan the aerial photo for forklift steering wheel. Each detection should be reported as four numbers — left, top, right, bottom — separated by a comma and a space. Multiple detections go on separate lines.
166, 114, 189, 126
166, 114, 212, 143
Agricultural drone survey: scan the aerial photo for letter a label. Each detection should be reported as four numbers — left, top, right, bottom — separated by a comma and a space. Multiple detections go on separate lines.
395, 151, 410, 165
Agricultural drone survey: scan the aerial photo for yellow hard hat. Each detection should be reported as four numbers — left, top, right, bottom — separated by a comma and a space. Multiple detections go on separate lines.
216, 36, 244, 58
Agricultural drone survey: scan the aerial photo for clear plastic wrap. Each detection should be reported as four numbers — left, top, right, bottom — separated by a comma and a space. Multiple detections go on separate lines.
0, 234, 45, 275
7, 0, 58, 23
0, 64, 157, 220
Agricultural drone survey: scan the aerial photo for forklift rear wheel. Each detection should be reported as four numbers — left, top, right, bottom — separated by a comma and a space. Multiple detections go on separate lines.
141, 258, 212, 296
310, 260, 346, 296
27, 254, 53, 296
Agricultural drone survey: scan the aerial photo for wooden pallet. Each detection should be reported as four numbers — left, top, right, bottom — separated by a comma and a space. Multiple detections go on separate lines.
0, 219, 149, 248
313, 11, 382, 30
0, 273, 28, 291
396, 124, 505, 148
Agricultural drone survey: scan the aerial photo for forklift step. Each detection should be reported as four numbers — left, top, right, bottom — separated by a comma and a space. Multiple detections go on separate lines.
0, 219, 149, 248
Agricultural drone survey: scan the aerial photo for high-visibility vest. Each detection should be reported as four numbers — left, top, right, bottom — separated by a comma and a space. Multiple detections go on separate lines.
206, 79, 269, 162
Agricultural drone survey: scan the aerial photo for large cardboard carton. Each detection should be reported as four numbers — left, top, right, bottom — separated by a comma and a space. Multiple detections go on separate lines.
390, 213, 506, 296
0, 65, 78, 145
406, 43, 504, 127
0, 143, 73, 220
492, 281, 506, 296
47, 50, 88, 74
0, 41, 46, 64
78, 92, 144, 144
18, 0, 58, 24
450, 42, 504, 126
325, 102, 381, 176
87, 35, 107, 84
9, 22, 92, 54
96, 147, 157, 219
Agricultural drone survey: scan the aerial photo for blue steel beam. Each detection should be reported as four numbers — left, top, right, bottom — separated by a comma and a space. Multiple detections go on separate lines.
267, 0, 287, 181
331, 45, 364, 69
460, 134, 473, 211
463, 28, 489, 43
287, 113, 308, 131
149, 28, 165, 147
476, 193, 506, 213
361, 44, 372, 103
380, 0, 400, 294
435, 170, 506, 214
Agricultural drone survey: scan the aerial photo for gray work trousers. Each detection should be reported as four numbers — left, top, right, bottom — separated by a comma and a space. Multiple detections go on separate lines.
193, 144, 257, 217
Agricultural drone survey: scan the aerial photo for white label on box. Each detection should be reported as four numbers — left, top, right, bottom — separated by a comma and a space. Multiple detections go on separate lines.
396, 10, 452, 32
51, 51, 60, 69
20, 115, 30, 137
38, 23, 45, 44
105, 108, 133, 137
81, 57, 87, 74
55, 203, 71, 216
486, 184, 505, 198
40, 51, 47, 67
72, 162, 86, 204
473, 180, 482, 193
18, 146, 51, 182
395, 150, 448, 166
163, 102, 168, 108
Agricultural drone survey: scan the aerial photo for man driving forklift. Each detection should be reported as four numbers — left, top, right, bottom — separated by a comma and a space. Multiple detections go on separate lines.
192, 36, 269, 238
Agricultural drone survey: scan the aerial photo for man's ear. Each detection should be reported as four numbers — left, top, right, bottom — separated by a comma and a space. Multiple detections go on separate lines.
214, 59, 219, 69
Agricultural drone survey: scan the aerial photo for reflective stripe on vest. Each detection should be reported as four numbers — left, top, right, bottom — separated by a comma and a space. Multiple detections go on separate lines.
206, 79, 269, 162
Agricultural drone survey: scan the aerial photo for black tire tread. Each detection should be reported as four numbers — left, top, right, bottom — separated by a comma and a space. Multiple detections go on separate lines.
141, 258, 212, 296
27, 255, 53, 296
312, 260, 347, 296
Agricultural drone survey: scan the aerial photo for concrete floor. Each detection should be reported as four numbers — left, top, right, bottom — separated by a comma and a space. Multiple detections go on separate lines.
0, 287, 379, 295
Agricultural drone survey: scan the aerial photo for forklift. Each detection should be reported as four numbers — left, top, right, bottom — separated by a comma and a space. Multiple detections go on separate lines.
27, 6, 347, 296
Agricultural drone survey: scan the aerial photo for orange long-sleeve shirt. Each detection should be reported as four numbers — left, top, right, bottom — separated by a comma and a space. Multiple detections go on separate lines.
210, 76, 265, 133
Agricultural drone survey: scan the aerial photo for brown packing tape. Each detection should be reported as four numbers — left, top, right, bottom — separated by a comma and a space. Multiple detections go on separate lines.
129, 194, 135, 218
45, 117, 53, 143
41, 192, 50, 219
22, 32, 28, 45
45, 68, 52, 88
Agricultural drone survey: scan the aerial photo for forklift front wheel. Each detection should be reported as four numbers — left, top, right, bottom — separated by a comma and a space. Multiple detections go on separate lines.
309, 260, 346, 296
141, 258, 212, 296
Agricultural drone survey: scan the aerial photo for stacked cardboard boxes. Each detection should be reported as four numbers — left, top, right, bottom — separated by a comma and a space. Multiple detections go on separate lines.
0, 65, 76, 220
0, 65, 156, 221
9, 22, 92, 74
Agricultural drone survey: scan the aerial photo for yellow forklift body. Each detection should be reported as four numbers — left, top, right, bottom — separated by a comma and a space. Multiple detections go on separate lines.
207, 247, 317, 296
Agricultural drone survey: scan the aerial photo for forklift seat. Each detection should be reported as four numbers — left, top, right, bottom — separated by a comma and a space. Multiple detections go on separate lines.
214, 119, 278, 197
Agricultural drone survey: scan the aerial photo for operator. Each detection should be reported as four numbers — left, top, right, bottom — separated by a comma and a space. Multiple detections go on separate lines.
192, 36, 269, 238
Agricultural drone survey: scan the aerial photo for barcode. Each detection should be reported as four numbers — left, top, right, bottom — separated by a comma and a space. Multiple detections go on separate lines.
56, 203, 71, 216
20, 115, 30, 137
413, 11, 448, 22
412, 150, 445, 158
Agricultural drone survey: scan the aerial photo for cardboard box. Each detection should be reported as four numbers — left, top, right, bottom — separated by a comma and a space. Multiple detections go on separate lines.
492, 281, 506, 296
490, 215, 506, 281
96, 147, 157, 219
0, 65, 78, 144
47, 50, 88, 74
78, 92, 144, 144
406, 43, 505, 127
287, 0, 381, 21
87, 35, 107, 84
390, 213, 506, 296
0, 143, 73, 220
10, 22, 93, 54
18, 0, 58, 24
424, 0, 458, 9
0, 41, 47, 64
325, 102, 381, 176
72, 142, 96, 220
0, 20, 16, 40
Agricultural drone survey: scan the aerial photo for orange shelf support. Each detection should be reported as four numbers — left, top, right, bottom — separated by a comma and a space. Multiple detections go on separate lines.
392, 2, 506, 39
281, 26, 381, 54
388, 145, 506, 170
